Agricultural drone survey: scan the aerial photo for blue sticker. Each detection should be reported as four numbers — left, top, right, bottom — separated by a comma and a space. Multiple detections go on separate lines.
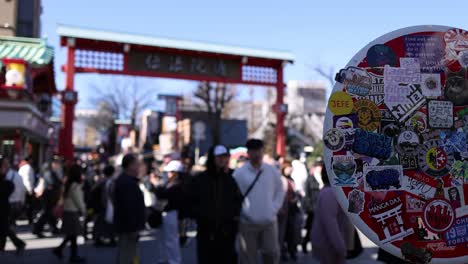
444, 216, 468, 246
353, 128, 393, 160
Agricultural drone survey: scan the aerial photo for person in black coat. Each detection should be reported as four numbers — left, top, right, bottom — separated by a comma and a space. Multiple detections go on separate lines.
0, 157, 26, 256
187, 145, 243, 264
113, 154, 145, 264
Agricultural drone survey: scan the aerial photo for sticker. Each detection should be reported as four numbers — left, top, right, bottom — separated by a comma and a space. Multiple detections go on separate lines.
444, 28, 468, 64
423, 198, 455, 233
400, 154, 419, 170
364, 165, 403, 192
406, 195, 426, 213
358, 72, 385, 105
333, 114, 358, 150
414, 216, 441, 241
404, 34, 445, 73
400, 57, 421, 70
421, 73, 442, 97
381, 121, 401, 138
425, 242, 456, 252
395, 130, 421, 155
353, 129, 393, 160
384, 65, 421, 85
328, 91, 354, 115
323, 128, 345, 151
402, 175, 437, 200
439, 131, 468, 156
332, 155, 357, 186
405, 111, 428, 134
368, 196, 414, 243
450, 161, 468, 183
444, 215, 468, 246
459, 50, 468, 67
444, 68, 468, 106
347, 189, 365, 214
384, 84, 426, 123
428, 100, 454, 128
367, 44, 398, 67
336, 67, 372, 96
352, 99, 382, 131
418, 140, 455, 178
445, 186, 465, 210
401, 242, 433, 264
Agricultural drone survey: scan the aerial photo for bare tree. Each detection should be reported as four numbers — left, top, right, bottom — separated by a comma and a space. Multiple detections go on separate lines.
89, 77, 158, 129
193, 82, 236, 145
313, 65, 336, 87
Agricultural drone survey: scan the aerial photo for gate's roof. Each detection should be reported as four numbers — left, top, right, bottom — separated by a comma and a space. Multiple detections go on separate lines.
57, 25, 294, 62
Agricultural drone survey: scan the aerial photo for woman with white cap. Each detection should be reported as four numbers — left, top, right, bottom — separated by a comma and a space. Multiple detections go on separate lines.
150, 160, 185, 264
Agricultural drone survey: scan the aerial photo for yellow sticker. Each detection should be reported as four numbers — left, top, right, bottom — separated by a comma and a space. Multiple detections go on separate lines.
328, 91, 354, 115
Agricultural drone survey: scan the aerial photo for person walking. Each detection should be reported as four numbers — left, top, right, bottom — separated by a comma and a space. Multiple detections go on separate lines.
52, 164, 86, 263
311, 165, 349, 264
6, 159, 27, 226
113, 154, 146, 264
18, 156, 36, 225
233, 139, 285, 264
0, 157, 26, 255
149, 160, 185, 264
91, 165, 116, 247
187, 145, 243, 264
34, 159, 62, 237
300, 162, 321, 253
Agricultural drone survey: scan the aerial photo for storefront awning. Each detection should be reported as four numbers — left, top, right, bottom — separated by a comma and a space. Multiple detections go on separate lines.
0, 36, 54, 68
0, 36, 57, 94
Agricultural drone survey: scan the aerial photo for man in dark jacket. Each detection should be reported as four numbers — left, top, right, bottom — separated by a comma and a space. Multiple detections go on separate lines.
0, 157, 25, 256
187, 145, 243, 264
113, 154, 145, 264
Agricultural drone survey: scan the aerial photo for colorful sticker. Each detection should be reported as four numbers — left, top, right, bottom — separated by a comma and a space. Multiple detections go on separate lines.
353, 129, 393, 160
421, 73, 442, 97
428, 100, 454, 128
367, 44, 398, 67
360, 72, 385, 105
405, 111, 429, 134
348, 189, 365, 214
423, 198, 456, 233
418, 140, 455, 178
332, 155, 357, 186
353, 99, 382, 131
445, 185, 465, 210
328, 91, 354, 115
336, 66, 372, 96
395, 130, 421, 155
444, 28, 468, 64
368, 196, 414, 243
333, 114, 357, 150
364, 165, 403, 192
406, 195, 427, 213
324, 128, 345, 151
450, 161, 468, 183
444, 215, 468, 246
402, 175, 437, 200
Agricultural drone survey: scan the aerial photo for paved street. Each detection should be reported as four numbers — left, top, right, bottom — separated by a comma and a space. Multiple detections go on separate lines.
2, 222, 383, 264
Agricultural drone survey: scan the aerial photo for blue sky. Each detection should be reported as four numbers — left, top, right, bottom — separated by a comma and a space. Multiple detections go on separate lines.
41, 0, 468, 109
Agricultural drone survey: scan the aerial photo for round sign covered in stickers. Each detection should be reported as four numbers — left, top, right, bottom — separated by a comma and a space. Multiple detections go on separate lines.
324, 25, 468, 264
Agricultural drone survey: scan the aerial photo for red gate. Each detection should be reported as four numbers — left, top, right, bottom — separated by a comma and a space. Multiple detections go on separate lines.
57, 25, 294, 161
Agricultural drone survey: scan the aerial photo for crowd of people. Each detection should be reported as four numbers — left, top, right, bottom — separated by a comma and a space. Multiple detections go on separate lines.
0, 138, 364, 264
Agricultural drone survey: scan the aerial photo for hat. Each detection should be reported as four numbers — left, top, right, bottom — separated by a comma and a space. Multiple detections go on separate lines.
163, 160, 184, 172
213, 145, 229, 156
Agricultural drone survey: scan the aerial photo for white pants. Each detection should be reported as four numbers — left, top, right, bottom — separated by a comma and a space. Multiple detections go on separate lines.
155, 211, 181, 264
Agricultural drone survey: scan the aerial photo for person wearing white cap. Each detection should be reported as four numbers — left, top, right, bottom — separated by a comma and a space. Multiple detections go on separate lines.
186, 145, 243, 264
150, 160, 185, 264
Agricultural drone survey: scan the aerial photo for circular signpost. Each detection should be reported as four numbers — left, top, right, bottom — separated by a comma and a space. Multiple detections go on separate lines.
323, 25, 468, 264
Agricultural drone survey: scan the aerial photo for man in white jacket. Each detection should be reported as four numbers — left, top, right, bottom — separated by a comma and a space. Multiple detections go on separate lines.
233, 139, 285, 264
18, 157, 35, 224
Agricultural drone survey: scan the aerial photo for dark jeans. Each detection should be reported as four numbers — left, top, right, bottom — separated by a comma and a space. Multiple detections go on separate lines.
57, 235, 78, 257
34, 191, 59, 233
0, 226, 25, 250
302, 212, 314, 245
197, 226, 238, 264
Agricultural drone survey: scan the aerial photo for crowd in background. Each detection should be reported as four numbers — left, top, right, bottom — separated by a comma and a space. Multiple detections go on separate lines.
0, 138, 365, 264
